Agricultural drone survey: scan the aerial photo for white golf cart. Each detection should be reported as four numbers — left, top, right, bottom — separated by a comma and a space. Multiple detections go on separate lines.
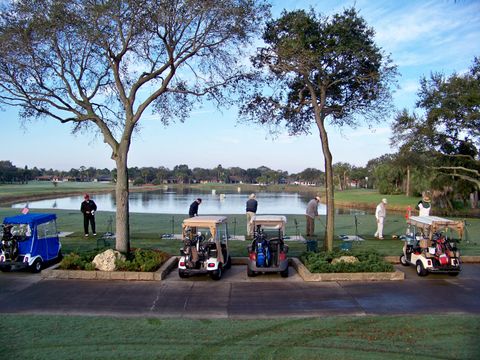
400, 216, 463, 277
178, 216, 231, 280
247, 215, 289, 278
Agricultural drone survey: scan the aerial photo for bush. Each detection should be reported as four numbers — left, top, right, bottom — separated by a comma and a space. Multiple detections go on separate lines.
115, 248, 169, 272
58, 250, 98, 270
59, 248, 169, 272
300, 249, 394, 273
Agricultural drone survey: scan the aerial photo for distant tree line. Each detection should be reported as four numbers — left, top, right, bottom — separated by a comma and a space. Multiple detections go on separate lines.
0, 158, 430, 195
0, 160, 370, 188
1, 151, 478, 210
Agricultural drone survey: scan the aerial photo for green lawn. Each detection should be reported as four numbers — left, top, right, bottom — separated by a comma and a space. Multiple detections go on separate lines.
1, 207, 479, 256
0, 183, 478, 256
1, 314, 478, 359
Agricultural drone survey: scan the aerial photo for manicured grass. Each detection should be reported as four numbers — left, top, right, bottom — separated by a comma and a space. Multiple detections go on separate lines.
1, 207, 479, 256
1, 183, 478, 256
1, 314, 479, 359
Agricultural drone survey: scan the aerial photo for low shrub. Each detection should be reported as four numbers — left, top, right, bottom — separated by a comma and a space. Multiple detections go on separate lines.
116, 248, 170, 272
300, 249, 394, 273
58, 250, 98, 270
59, 248, 169, 272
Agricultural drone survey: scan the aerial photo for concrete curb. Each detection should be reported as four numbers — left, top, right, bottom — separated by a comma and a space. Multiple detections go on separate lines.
291, 258, 405, 281
41, 255, 420, 282
459, 256, 480, 263
42, 256, 179, 282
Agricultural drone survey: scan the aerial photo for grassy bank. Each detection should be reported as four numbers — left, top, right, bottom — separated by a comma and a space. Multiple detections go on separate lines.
0, 181, 115, 206
1, 314, 479, 359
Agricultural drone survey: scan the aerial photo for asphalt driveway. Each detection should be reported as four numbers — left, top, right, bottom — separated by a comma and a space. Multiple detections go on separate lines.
1, 264, 479, 319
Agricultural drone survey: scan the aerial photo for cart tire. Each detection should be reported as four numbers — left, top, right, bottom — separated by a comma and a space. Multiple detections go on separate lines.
211, 263, 223, 281
57, 250, 63, 262
280, 266, 289, 278
247, 267, 256, 277
178, 270, 189, 278
30, 258, 43, 273
399, 254, 409, 267
415, 261, 428, 277
0, 265, 12, 272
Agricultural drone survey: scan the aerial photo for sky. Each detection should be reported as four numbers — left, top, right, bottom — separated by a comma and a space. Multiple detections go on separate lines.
1, 0, 479, 174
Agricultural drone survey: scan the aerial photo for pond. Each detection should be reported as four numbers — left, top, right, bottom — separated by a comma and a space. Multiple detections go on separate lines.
11, 188, 364, 215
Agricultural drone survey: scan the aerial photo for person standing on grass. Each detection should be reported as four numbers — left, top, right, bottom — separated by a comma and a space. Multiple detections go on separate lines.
305, 196, 321, 237
374, 198, 387, 239
188, 198, 202, 217
81, 194, 97, 237
416, 192, 432, 217
245, 193, 258, 237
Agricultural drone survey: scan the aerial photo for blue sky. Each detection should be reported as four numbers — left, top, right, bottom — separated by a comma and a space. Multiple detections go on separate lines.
1, 0, 479, 173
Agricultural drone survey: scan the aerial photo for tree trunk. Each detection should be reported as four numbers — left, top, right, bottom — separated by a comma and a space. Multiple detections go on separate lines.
406, 165, 411, 197
114, 148, 130, 254
316, 118, 334, 252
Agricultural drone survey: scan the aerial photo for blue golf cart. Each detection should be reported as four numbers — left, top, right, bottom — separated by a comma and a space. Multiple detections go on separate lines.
0, 213, 62, 273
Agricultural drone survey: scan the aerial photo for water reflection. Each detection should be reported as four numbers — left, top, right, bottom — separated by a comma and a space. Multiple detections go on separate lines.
12, 188, 364, 215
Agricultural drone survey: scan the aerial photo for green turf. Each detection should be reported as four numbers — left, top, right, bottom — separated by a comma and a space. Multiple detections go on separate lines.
1, 314, 478, 359
1, 183, 478, 256
1, 207, 479, 256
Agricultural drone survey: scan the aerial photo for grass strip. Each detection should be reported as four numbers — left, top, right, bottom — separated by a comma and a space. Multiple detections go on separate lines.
1, 314, 478, 359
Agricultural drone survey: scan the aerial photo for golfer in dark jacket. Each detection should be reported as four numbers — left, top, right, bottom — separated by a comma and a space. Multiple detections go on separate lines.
189, 198, 202, 217
246, 193, 258, 237
81, 194, 97, 237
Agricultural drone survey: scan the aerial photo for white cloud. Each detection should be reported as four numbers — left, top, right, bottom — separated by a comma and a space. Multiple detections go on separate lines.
398, 80, 419, 95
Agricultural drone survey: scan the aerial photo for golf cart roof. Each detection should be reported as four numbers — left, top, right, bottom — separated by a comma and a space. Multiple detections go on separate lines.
3, 213, 57, 225
407, 215, 464, 238
182, 216, 228, 228
252, 215, 287, 229
182, 216, 228, 242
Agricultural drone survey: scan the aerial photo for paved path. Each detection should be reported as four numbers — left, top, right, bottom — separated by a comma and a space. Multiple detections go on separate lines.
1, 265, 479, 319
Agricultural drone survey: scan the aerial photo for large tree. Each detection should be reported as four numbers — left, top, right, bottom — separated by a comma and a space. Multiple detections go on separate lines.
391, 57, 480, 201
0, 0, 269, 253
241, 8, 397, 250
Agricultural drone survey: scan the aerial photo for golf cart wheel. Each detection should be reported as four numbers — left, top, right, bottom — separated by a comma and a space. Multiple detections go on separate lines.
415, 261, 428, 277
280, 266, 289, 278
210, 263, 223, 281
399, 254, 409, 267
0, 265, 12, 272
178, 270, 189, 278
30, 258, 43, 273
57, 250, 63, 262
247, 266, 256, 277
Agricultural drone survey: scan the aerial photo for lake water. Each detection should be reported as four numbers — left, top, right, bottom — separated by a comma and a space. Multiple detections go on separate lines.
12, 189, 328, 215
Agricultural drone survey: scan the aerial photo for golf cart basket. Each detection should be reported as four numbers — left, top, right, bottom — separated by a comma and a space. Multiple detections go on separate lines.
0, 213, 61, 271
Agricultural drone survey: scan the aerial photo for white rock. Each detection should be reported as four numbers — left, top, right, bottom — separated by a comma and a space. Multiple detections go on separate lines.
331, 256, 359, 265
92, 249, 126, 271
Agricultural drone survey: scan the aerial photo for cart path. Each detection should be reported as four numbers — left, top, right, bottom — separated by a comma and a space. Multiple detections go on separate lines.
0, 265, 479, 319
